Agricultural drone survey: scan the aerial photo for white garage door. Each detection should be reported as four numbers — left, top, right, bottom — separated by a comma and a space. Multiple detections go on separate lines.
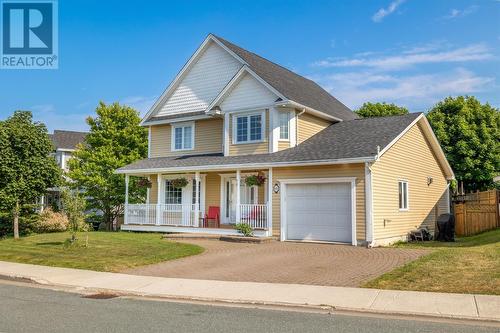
285, 182, 352, 243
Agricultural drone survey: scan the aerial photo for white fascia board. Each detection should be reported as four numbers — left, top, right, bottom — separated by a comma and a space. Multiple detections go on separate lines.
141, 35, 245, 126
56, 148, 76, 152
115, 156, 375, 175
206, 66, 287, 113
276, 100, 342, 122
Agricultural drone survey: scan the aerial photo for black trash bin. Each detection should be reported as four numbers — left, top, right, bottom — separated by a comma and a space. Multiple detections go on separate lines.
436, 213, 455, 242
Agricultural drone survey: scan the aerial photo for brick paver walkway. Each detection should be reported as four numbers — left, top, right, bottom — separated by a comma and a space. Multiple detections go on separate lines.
124, 240, 429, 287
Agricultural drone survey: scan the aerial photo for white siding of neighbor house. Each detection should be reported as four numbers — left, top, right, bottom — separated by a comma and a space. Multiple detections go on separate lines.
156, 41, 242, 117
220, 73, 278, 111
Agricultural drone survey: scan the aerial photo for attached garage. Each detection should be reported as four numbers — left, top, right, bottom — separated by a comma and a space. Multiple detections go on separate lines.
280, 178, 356, 245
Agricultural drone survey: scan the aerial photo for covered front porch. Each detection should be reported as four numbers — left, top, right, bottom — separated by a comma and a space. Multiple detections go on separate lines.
122, 169, 273, 237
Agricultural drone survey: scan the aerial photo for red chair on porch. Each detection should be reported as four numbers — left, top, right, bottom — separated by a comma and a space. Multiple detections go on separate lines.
203, 206, 220, 228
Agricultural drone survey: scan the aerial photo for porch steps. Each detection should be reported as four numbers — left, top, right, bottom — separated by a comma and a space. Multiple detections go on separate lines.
163, 233, 277, 243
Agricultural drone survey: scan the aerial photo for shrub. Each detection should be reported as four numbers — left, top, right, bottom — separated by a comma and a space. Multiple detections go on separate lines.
35, 208, 69, 233
235, 223, 253, 237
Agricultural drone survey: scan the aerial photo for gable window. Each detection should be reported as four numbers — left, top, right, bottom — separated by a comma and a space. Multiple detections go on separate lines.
234, 112, 264, 143
165, 180, 182, 204
279, 112, 291, 140
171, 122, 194, 151
398, 180, 409, 210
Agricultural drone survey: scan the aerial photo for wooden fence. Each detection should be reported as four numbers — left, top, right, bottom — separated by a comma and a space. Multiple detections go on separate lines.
453, 190, 499, 237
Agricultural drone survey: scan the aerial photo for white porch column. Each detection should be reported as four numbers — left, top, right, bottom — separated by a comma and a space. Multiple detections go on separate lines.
156, 173, 162, 225
125, 175, 129, 224
195, 172, 200, 227
267, 168, 273, 236
224, 112, 230, 156
236, 169, 241, 223
365, 163, 374, 246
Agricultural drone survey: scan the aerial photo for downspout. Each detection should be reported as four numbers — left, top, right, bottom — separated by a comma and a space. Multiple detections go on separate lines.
295, 108, 306, 147
365, 162, 375, 248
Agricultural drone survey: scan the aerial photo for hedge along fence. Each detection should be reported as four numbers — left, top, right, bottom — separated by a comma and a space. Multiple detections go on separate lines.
453, 190, 499, 237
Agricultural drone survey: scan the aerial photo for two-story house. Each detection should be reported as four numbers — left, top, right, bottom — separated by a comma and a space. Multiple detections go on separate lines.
41, 130, 87, 210
117, 34, 454, 246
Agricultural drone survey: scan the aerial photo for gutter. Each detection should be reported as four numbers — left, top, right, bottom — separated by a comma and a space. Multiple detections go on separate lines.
115, 156, 376, 175
276, 100, 343, 122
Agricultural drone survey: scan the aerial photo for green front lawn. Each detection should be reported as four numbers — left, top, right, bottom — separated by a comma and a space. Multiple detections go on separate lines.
363, 229, 500, 295
0, 232, 203, 272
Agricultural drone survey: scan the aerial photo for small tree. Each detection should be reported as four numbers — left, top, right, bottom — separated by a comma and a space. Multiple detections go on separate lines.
427, 96, 499, 191
0, 111, 61, 239
61, 189, 87, 244
355, 102, 409, 118
68, 102, 147, 230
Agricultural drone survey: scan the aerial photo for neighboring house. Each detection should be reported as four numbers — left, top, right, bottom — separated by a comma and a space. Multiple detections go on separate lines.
41, 130, 87, 210
116, 34, 454, 246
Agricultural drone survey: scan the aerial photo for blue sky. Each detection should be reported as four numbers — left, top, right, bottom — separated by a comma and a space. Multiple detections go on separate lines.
1, 0, 499, 132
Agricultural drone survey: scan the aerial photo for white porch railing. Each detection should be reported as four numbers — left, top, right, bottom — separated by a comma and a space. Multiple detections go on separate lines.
125, 204, 157, 225
240, 204, 268, 230
124, 203, 268, 230
158, 204, 197, 227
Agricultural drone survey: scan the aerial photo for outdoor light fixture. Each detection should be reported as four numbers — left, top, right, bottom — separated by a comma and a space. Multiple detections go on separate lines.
427, 176, 433, 186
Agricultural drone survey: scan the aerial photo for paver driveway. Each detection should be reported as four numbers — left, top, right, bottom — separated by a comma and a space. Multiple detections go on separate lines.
124, 240, 429, 287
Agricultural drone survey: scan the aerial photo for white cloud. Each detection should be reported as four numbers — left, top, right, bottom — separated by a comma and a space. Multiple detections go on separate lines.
372, 0, 406, 23
313, 68, 494, 110
120, 95, 157, 116
443, 5, 478, 19
30, 104, 90, 132
312, 43, 493, 70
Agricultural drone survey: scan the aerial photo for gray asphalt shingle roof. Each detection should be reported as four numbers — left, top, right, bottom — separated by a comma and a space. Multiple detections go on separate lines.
49, 130, 87, 150
214, 35, 357, 121
117, 113, 421, 172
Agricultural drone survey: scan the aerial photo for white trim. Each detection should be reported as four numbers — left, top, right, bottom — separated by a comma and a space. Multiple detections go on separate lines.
278, 110, 292, 142
267, 168, 273, 237
446, 183, 451, 214
398, 179, 409, 211
236, 170, 241, 223
143, 114, 212, 126
170, 121, 195, 152
207, 66, 286, 112
364, 163, 374, 244
232, 110, 266, 145
377, 114, 423, 158
276, 100, 342, 122
271, 107, 279, 152
55, 148, 76, 152
116, 156, 376, 175
279, 177, 357, 245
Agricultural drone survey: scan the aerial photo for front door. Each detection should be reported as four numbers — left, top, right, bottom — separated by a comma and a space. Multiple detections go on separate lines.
222, 178, 257, 224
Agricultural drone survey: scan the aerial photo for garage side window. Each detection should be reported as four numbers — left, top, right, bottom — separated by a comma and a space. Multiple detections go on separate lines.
398, 180, 409, 211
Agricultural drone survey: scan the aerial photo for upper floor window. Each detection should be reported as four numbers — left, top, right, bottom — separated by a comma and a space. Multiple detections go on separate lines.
234, 112, 264, 144
398, 180, 409, 211
279, 112, 291, 140
171, 122, 194, 151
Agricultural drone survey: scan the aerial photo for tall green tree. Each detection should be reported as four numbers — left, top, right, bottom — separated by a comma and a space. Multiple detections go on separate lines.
427, 96, 499, 191
355, 102, 409, 118
0, 111, 60, 239
68, 102, 147, 229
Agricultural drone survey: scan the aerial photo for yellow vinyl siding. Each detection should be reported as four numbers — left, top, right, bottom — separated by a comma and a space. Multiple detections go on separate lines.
149, 174, 158, 204
278, 141, 290, 151
272, 164, 365, 240
371, 121, 449, 241
204, 173, 221, 213
149, 118, 223, 158
228, 110, 269, 156
297, 113, 331, 144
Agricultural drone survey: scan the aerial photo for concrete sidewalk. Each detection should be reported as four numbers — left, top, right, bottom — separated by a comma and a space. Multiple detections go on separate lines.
0, 261, 498, 322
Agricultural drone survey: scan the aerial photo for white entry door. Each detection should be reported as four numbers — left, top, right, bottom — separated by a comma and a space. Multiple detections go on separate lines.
284, 182, 352, 243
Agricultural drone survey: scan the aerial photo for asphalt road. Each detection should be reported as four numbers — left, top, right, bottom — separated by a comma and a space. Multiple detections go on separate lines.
0, 282, 497, 333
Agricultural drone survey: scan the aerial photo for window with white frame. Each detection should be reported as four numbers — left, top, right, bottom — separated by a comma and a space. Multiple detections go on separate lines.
234, 113, 264, 143
171, 123, 194, 151
279, 112, 291, 140
165, 180, 182, 204
191, 179, 202, 209
398, 180, 409, 210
